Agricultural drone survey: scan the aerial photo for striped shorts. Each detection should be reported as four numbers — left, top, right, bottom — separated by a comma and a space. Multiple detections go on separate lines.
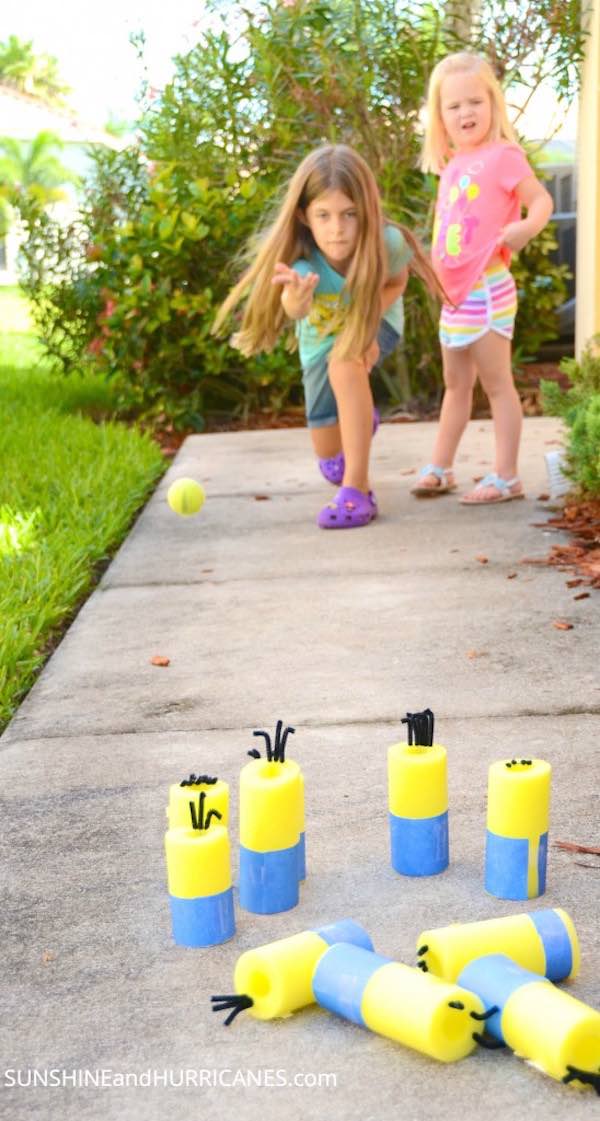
439, 263, 517, 349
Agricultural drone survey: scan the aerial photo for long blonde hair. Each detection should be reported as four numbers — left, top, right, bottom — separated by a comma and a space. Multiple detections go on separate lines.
421, 52, 518, 175
213, 144, 442, 360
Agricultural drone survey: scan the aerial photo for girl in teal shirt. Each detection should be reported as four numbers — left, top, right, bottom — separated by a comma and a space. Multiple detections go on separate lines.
215, 144, 440, 529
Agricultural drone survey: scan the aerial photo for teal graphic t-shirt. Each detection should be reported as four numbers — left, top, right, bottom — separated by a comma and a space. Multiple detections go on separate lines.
291, 224, 412, 367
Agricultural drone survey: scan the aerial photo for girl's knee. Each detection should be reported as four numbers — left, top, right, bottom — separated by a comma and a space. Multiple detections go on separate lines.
443, 370, 476, 395
442, 352, 476, 393
327, 354, 368, 387
478, 368, 518, 400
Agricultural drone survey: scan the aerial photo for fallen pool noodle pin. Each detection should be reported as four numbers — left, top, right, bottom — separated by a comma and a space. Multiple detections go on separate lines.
165, 822, 235, 947
312, 942, 484, 1062
388, 737, 449, 876
167, 776, 229, 829
239, 756, 302, 913
485, 758, 551, 899
457, 953, 600, 1087
228, 919, 374, 1021
417, 908, 580, 983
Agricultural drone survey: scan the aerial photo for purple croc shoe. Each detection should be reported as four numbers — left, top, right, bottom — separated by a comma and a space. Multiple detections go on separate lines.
317, 486, 378, 529
318, 408, 380, 486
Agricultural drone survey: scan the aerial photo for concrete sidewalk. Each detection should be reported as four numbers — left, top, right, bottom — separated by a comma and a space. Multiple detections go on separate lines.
1, 417, 599, 1121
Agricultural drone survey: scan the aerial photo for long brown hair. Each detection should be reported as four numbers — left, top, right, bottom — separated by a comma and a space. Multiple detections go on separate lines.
213, 144, 442, 359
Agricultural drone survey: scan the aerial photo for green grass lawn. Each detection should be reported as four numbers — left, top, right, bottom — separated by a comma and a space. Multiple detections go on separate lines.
0, 286, 166, 730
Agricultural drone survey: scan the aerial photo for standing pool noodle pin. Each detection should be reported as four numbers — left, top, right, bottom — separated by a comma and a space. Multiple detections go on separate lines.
165, 790, 235, 947
485, 757, 551, 899
167, 773, 229, 830
167, 477, 205, 516
312, 942, 488, 1063
249, 726, 306, 881
457, 954, 600, 1093
416, 907, 580, 983
388, 708, 449, 876
210, 919, 374, 1025
239, 720, 304, 913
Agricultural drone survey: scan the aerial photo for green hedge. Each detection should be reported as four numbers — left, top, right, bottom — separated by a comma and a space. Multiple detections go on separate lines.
541, 340, 600, 496
14, 0, 581, 429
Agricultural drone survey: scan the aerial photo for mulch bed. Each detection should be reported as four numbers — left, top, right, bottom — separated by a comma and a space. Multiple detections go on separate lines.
154, 360, 569, 455
524, 498, 600, 592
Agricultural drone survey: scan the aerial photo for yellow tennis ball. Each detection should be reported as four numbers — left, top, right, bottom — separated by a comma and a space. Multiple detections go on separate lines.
167, 477, 205, 516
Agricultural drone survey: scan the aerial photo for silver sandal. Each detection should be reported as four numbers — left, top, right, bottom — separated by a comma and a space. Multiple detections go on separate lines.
411, 464, 457, 497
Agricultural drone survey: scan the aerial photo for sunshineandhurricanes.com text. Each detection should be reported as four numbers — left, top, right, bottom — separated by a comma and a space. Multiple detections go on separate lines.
2, 1068, 337, 1091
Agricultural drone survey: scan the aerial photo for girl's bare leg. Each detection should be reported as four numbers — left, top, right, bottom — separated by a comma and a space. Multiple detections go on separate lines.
418, 344, 478, 490
461, 331, 522, 501
327, 354, 373, 492
310, 423, 342, 459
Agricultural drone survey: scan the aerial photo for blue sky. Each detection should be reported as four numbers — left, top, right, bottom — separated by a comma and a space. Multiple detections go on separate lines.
3, 0, 577, 138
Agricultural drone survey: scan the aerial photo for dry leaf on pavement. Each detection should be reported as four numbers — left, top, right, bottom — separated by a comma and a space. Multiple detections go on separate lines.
555, 840, 600, 856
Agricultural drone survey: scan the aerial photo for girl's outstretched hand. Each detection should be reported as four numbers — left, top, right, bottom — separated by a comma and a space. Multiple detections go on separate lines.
272, 262, 319, 319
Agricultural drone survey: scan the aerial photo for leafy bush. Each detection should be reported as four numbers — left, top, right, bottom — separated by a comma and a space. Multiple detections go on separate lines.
541, 338, 600, 495
569, 396, 600, 494
512, 219, 570, 361
14, 0, 583, 428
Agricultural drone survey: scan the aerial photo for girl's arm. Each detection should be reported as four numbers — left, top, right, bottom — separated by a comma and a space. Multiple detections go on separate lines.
498, 175, 554, 253
381, 267, 409, 313
271, 261, 319, 320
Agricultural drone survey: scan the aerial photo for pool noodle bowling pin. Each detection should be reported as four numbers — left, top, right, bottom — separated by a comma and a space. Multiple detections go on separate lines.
312, 943, 485, 1062
388, 709, 449, 876
255, 721, 306, 880
165, 794, 235, 947
239, 721, 302, 914
457, 954, 600, 1091
485, 758, 551, 899
211, 919, 374, 1024
167, 774, 229, 829
416, 908, 580, 983
297, 768, 306, 881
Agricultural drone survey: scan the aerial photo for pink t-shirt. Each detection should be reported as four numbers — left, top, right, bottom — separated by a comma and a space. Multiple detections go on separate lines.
432, 141, 533, 306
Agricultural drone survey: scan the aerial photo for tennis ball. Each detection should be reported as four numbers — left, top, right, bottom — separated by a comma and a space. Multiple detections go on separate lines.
167, 477, 205, 516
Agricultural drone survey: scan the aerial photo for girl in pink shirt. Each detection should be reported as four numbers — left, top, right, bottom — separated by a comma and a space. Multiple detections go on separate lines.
412, 52, 553, 504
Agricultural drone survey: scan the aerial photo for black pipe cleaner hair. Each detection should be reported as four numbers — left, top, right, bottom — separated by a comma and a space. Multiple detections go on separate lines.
401, 709, 434, 747
188, 790, 222, 831
180, 773, 219, 787
562, 1065, 600, 1095
469, 1005, 505, 1049
247, 719, 296, 762
471, 1032, 506, 1050
416, 945, 429, 969
210, 993, 254, 1027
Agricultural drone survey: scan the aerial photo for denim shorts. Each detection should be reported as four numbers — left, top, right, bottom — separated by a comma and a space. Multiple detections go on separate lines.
302, 319, 401, 428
